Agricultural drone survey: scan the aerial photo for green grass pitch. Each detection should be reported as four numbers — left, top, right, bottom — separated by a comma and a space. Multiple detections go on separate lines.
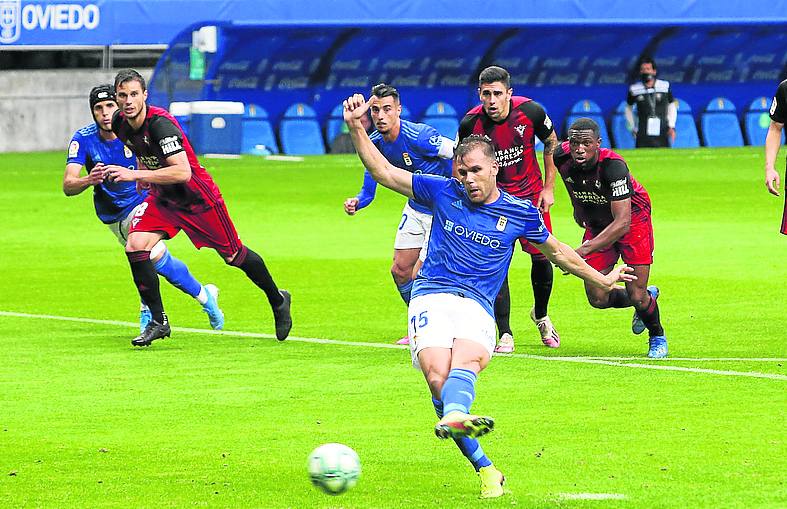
0, 147, 784, 508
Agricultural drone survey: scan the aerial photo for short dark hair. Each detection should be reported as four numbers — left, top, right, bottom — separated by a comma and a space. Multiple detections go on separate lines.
568, 117, 601, 139
455, 134, 496, 163
370, 83, 400, 103
637, 56, 657, 70
114, 68, 147, 92
478, 66, 510, 89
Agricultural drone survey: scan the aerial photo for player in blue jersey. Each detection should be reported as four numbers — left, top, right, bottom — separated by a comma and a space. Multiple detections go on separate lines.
343, 84, 454, 345
62, 84, 224, 331
343, 93, 635, 498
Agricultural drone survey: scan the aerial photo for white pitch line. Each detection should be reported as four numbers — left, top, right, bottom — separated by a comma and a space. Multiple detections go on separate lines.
544, 356, 787, 362
1, 311, 785, 380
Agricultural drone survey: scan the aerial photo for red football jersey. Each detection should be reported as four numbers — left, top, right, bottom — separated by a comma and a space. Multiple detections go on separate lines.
458, 96, 554, 197
113, 105, 223, 213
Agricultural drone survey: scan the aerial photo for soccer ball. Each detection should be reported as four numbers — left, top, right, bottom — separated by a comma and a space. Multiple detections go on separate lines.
307, 443, 361, 495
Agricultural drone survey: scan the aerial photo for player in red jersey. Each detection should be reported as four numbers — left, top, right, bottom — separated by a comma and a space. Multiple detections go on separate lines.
457, 66, 560, 353
554, 117, 667, 358
104, 69, 292, 346
764, 78, 787, 234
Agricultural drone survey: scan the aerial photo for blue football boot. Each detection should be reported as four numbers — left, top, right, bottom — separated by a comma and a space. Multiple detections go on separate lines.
647, 335, 668, 359
202, 284, 225, 330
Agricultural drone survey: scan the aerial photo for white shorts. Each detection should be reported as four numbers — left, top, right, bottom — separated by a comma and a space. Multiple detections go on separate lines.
394, 203, 433, 262
408, 293, 496, 369
107, 203, 166, 259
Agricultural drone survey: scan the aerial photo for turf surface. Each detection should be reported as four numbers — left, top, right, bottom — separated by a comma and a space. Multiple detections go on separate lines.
0, 148, 784, 508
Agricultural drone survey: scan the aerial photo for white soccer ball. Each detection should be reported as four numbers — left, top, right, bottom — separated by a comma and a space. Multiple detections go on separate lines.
307, 443, 361, 495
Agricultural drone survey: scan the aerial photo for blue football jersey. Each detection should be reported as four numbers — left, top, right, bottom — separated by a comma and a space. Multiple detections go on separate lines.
67, 123, 145, 224
411, 174, 550, 317
356, 120, 453, 214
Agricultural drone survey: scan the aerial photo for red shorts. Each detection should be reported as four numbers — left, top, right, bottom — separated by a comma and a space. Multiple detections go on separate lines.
781, 192, 787, 235
515, 193, 553, 256
129, 196, 242, 258
582, 218, 654, 271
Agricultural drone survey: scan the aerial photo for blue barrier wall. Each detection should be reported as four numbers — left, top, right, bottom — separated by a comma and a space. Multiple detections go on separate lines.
4, 0, 787, 45
148, 22, 787, 140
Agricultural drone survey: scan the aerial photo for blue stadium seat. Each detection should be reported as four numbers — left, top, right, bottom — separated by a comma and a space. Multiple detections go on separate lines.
242, 104, 279, 155
610, 101, 635, 149
701, 97, 744, 147
421, 101, 459, 138
744, 96, 785, 146
565, 100, 610, 148
279, 103, 326, 155
325, 104, 346, 146
672, 98, 700, 149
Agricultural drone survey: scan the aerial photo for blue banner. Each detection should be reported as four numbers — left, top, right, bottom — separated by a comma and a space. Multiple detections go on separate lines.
3, 0, 787, 47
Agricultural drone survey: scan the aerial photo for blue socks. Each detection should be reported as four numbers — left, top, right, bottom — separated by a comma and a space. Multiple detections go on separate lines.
154, 250, 202, 299
397, 280, 413, 305
441, 368, 477, 415
432, 397, 491, 471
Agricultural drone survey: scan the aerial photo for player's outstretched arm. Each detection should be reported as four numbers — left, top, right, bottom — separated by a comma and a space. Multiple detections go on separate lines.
764, 120, 784, 196
63, 162, 104, 196
105, 151, 191, 185
534, 234, 635, 291
344, 94, 414, 199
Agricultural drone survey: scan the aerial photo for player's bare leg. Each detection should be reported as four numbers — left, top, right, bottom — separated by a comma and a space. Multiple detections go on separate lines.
585, 264, 666, 358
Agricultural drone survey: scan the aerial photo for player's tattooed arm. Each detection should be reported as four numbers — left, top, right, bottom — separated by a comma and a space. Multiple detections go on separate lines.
538, 131, 559, 213
542, 131, 558, 156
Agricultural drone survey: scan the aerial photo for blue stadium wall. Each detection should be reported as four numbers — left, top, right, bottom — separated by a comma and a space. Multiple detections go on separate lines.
147, 21, 787, 143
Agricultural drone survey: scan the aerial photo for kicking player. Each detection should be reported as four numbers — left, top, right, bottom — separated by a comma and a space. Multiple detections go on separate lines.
105, 69, 291, 346
458, 65, 561, 353
63, 84, 224, 331
344, 93, 635, 498
554, 118, 667, 358
764, 78, 787, 234
343, 83, 454, 345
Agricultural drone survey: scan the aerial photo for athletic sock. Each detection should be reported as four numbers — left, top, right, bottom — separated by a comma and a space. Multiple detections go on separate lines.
637, 295, 665, 336
153, 250, 202, 299
432, 398, 492, 471
127, 250, 165, 323
396, 280, 413, 305
441, 368, 477, 415
230, 245, 284, 308
531, 257, 553, 319
494, 277, 512, 336
195, 286, 208, 305
608, 287, 633, 308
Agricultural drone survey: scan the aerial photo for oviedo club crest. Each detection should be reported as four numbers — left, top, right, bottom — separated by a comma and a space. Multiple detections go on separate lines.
0, 0, 21, 44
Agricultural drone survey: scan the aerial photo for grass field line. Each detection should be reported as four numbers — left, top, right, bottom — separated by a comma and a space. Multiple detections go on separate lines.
1, 310, 785, 381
